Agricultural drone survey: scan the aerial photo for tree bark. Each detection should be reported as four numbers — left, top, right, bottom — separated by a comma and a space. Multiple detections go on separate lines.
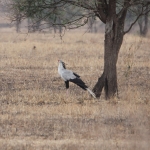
93, 29, 123, 99
93, 0, 126, 99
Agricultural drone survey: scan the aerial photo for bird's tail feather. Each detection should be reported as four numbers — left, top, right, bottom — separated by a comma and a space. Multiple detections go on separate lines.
86, 88, 96, 98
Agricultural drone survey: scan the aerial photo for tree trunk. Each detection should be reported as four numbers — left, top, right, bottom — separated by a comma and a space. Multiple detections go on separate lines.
138, 6, 149, 37
93, 36, 122, 99
88, 17, 94, 33
58, 18, 62, 34
103, 36, 118, 99
35, 20, 41, 31
138, 18, 143, 35
93, 15, 125, 99
28, 18, 32, 32
16, 14, 21, 33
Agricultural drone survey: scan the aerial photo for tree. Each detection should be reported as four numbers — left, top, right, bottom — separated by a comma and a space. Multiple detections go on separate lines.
138, 5, 149, 36
15, 12, 21, 32
88, 15, 98, 33
8, 0, 150, 99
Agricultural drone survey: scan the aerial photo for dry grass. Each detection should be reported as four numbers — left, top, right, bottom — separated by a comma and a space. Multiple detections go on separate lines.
0, 31, 150, 150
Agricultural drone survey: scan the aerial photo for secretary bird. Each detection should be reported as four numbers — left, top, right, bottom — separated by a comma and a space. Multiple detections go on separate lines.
58, 60, 96, 98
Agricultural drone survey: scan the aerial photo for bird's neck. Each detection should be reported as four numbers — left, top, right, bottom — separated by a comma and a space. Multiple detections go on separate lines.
58, 63, 65, 73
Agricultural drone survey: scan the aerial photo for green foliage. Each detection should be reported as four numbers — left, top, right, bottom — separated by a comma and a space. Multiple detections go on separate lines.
9, 0, 150, 31
11, 0, 95, 29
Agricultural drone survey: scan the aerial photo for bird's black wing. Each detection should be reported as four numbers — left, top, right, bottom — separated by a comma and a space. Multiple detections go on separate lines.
73, 72, 80, 78
69, 78, 88, 90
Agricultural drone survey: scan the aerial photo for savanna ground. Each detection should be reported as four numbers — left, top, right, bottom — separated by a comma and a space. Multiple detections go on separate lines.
0, 31, 150, 150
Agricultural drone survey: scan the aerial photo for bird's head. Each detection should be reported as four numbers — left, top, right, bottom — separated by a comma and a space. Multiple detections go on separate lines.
58, 60, 66, 69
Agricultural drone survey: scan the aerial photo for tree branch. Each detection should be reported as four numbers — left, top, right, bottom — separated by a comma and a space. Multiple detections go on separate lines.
95, 0, 108, 24
117, 0, 131, 19
124, 13, 142, 34
62, 0, 95, 11
124, 4, 150, 34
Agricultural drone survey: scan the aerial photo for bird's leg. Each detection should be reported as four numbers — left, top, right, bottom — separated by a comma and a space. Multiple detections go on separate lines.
66, 89, 69, 96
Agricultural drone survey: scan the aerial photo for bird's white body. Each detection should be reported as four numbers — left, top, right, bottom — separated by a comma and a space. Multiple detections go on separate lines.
58, 62, 76, 81
58, 60, 96, 98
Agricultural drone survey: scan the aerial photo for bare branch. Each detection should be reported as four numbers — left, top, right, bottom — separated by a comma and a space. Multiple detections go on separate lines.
124, 4, 150, 34
117, 0, 131, 19
95, 0, 108, 23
